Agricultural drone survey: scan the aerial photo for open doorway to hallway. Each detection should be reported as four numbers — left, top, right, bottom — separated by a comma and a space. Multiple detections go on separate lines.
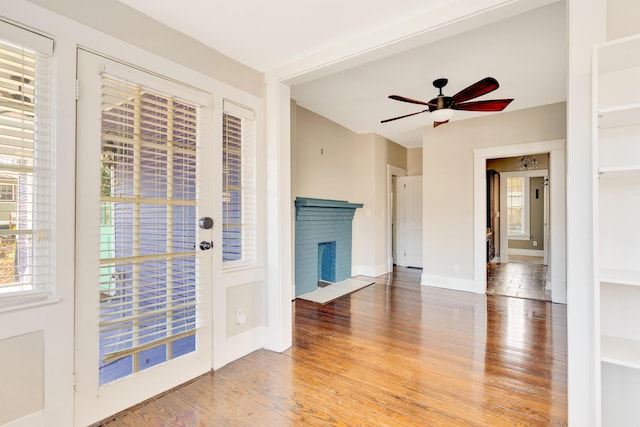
485, 154, 550, 301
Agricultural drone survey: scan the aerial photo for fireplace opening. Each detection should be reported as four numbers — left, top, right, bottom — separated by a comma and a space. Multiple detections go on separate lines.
318, 241, 336, 287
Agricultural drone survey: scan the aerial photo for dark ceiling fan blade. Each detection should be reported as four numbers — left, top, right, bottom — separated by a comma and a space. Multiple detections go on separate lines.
453, 99, 514, 112
380, 109, 429, 123
452, 77, 499, 104
433, 120, 449, 128
388, 95, 436, 106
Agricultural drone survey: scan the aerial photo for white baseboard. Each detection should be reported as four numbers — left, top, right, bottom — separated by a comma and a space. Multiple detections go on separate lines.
508, 248, 544, 257
551, 280, 567, 304
5, 410, 44, 427
421, 273, 475, 293
214, 326, 266, 370
352, 263, 389, 278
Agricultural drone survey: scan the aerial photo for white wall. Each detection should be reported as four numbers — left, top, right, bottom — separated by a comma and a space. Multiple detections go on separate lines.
421, 102, 566, 291
0, 2, 267, 425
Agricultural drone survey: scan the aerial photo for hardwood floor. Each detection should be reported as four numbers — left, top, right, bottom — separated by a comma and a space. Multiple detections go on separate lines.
101, 267, 567, 426
487, 256, 551, 301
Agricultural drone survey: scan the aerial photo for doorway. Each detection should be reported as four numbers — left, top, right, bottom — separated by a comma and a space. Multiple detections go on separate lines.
394, 175, 423, 269
485, 157, 550, 301
472, 140, 566, 304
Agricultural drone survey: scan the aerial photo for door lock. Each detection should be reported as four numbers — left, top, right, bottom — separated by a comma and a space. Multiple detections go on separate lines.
199, 240, 214, 250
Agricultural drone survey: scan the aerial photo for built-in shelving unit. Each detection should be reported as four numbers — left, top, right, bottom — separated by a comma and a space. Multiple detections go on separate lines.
595, 33, 640, 425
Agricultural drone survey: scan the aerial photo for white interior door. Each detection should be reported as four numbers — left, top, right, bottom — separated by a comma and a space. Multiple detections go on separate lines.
394, 176, 423, 268
74, 50, 214, 426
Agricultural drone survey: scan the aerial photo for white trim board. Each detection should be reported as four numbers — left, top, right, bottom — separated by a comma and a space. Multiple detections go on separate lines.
508, 248, 544, 257
421, 273, 475, 293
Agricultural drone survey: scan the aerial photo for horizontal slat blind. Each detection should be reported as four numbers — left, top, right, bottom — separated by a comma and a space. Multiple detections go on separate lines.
99, 75, 200, 381
0, 35, 52, 299
507, 176, 524, 234
222, 100, 256, 264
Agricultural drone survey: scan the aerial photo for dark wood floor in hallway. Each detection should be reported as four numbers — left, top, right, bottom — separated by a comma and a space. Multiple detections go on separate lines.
102, 267, 567, 426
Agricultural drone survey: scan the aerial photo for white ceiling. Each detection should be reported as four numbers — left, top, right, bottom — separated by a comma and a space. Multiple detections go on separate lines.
119, 0, 566, 147
292, 2, 566, 147
119, 0, 458, 72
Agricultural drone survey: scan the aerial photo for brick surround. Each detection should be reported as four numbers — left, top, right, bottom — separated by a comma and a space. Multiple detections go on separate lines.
294, 197, 363, 296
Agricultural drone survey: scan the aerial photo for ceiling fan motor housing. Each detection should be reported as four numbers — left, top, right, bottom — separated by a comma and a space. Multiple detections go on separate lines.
428, 96, 454, 112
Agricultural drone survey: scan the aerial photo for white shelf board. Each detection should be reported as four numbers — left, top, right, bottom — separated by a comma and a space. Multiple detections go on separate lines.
602, 335, 640, 369
598, 34, 640, 73
598, 103, 640, 128
600, 268, 640, 286
598, 165, 640, 176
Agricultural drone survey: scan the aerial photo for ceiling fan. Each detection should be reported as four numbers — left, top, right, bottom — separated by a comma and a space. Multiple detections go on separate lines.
381, 77, 514, 127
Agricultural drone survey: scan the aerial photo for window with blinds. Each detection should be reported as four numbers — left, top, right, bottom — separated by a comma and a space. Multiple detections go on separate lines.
222, 101, 256, 264
98, 75, 200, 384
0, 24, 53, 304
507, 176, 526, 235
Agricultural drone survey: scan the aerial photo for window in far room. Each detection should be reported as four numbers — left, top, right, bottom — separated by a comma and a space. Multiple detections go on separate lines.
506, 176, 529, 239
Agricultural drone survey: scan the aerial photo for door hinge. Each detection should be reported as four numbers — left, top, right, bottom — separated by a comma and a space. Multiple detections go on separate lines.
72, 371, 77, 393
75, 79, 80, 101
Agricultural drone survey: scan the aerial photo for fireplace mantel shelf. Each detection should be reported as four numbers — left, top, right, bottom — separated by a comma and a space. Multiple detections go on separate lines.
294, 197, 364, 210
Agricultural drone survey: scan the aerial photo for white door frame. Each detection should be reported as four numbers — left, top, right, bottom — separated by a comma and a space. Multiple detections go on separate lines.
498, 169, 548, 265
473, 139, 566, 303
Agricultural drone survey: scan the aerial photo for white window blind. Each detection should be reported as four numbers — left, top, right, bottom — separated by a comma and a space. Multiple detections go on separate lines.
0, 23, 53, 303
507, 176, 526, 235
222, 100, 256, 264
99, 75, 201, 384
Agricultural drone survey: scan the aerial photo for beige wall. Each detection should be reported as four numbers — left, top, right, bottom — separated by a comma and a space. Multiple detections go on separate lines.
608, 0, 640, 40
27, 0, 263, 97
293, 105, 361, 202
422, 102, 566, 283
292, 104, 407, 277
407, 148, 423, 175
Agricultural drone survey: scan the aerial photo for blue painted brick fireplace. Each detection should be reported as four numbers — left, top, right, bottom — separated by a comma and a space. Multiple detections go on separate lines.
294, 197, 363, 296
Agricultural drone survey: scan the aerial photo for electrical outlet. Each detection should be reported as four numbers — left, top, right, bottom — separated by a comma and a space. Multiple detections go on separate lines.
533, 241, 538, 247
235, 308, 246, 325
453, 265, 460, 273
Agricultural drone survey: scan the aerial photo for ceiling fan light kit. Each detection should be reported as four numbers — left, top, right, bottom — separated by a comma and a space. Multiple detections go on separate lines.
382, 77, 514, 127
429, 108, 454, 123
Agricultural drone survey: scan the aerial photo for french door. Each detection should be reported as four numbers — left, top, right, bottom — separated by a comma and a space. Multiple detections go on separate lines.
75, 50, 214, 425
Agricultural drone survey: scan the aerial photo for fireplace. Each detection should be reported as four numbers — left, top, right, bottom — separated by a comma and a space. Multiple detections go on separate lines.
294, 197, 363, 296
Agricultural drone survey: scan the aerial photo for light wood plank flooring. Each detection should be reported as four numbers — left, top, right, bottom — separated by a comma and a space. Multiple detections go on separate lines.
100, 267, 567, 426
